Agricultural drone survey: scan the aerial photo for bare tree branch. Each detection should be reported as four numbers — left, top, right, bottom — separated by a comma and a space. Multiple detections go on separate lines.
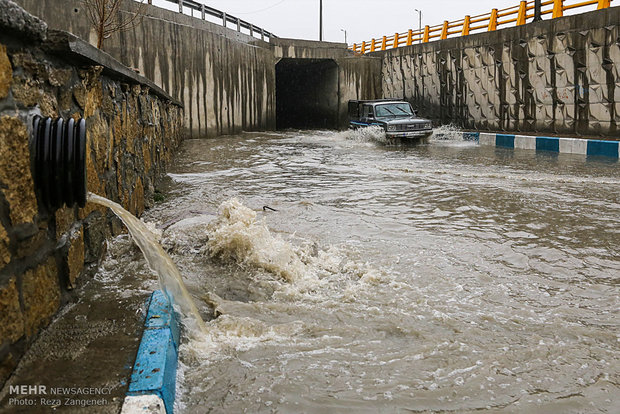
82, 0, 146, 48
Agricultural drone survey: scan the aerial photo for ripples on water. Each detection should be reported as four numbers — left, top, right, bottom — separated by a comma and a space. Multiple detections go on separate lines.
104, 128, 619, 413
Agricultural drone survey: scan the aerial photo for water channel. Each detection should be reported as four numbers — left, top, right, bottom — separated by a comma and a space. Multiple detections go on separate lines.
102, 128, 619, 412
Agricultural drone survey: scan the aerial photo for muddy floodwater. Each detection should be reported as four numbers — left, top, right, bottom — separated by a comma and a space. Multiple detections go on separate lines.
109, 129, 619, 413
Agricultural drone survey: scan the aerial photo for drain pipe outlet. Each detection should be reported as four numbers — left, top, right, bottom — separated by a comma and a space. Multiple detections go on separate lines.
32, 116, 87, 211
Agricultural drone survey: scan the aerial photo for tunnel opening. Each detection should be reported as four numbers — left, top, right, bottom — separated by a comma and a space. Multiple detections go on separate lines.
276, 58, 339, 130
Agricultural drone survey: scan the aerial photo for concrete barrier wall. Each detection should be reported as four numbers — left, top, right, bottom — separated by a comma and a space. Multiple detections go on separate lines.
14, 0, 276, 138
377, 7, 620, 138
0, 1, 182, 388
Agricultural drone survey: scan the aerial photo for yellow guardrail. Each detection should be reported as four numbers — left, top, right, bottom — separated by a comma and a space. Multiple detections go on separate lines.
351, 0, 612, 54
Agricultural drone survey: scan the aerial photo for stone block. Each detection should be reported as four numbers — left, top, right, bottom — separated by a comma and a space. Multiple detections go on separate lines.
0, 352, 16, 389
12, 77, 40, 106
47, 67, 71, 87
55, 206, 76, 239
0, 222, 9, 267
16, 228, 46, 259
0, 116, 38, 225
22, 257, 60, 337
67, 227, 84, 288
0, 43, 11, 99
130, 178, 145, 217
10, 51, 47, 80
0, 277, 24, 344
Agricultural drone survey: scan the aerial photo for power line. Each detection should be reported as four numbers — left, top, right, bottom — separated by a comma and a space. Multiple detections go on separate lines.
232, 0, 289, 15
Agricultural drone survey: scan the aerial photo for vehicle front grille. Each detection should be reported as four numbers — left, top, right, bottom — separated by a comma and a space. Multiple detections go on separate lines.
393, 124, 428, 131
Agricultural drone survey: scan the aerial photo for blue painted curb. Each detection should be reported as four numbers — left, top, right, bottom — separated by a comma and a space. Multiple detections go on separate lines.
478, 132, 619, 159
127, 291, 179, 414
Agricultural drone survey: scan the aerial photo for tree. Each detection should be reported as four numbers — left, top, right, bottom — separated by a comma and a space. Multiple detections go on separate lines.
82, 0, 146, 49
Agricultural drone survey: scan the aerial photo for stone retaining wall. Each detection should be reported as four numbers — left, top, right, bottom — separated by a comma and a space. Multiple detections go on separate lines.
0, 0, 183, 388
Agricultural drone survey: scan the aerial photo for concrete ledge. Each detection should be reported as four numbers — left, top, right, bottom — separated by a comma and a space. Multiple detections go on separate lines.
476, 132, 619, 159
43, 30, 182, 107
123, 291, 180, 414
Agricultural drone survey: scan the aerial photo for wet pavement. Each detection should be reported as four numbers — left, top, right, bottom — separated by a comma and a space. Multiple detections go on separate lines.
0, 235, 159, 413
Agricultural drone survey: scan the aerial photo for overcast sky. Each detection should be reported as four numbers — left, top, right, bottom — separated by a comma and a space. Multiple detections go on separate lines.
151, 0, 593, 44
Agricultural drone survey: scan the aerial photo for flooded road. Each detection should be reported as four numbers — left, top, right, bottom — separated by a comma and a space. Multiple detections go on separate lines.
131, 129, 618, 413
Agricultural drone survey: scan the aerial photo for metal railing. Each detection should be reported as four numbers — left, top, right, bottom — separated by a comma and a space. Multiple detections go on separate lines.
351, 0, 612, 54
143, 0, 276, 41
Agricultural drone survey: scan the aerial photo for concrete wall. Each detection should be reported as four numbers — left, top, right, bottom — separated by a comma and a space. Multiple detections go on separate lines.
14, 0, 276, 138
0, 1, 182, 388
377, 7, 620, 137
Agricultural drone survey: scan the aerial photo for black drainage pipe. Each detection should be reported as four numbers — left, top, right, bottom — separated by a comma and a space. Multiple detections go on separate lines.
32, 116, 87, 211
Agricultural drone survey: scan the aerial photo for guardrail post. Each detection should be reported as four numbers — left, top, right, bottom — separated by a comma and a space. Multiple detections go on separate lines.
517, 1, 527, 25
381, 36, 387, 50
352, 43, 358, 53
370, 39, 376, 52
393, 33, 400, 48
361, 41, 366, 54
462, 16, 471, 35
200, 4, 205, 20
406, 29, 413, 46
488, 8, 498, 31
147, 0, 152, 4
552, 0, 563, 18
261, 29, 265, 41
222, 12, 227, 27
423, 25, 430, 43
441, 21, 449, 39
237, 18, 241, 31
534, 0, 542, 21
598, 0, 611, 8
178, 0, 182, 13
249, 24, 254, 37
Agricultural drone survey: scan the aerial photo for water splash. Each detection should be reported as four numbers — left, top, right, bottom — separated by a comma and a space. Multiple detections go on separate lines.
87, 193, 208, 334
204, 198, 383, 294
334, 126, 388, 144
430, 124, 466, 141
205, 198, 307, 282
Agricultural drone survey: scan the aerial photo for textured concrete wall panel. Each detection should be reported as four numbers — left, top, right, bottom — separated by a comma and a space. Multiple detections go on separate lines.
375, 7, 619, 137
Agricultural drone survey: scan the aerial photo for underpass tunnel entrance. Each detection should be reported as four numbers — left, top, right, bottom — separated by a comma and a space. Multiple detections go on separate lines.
276, 58, 339, 130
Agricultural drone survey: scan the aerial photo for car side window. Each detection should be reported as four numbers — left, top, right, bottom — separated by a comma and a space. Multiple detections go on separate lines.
363, 105, 374, 118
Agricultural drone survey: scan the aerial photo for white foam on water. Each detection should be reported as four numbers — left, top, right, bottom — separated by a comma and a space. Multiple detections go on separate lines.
430, 124, 466, 141
333, 126, 388, 144
204, 198, 383, 292
206, 198, 308, 283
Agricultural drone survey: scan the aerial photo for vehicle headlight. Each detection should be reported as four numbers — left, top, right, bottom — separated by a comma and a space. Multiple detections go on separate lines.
387, 125, 396, 132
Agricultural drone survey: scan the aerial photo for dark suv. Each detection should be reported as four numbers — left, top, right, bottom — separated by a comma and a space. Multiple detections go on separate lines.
348, 99, 433, 140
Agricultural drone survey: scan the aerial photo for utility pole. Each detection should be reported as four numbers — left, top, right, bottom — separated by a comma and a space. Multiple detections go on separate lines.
341, 28, 347, 44
414, 9, 422, 43
319, 0, 323, 41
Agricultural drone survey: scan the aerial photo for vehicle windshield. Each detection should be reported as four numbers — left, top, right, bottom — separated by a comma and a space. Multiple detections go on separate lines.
375, 103, 414, 117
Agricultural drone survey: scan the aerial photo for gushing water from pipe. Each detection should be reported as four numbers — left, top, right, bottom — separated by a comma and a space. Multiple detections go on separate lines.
87, 193, 208, 335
